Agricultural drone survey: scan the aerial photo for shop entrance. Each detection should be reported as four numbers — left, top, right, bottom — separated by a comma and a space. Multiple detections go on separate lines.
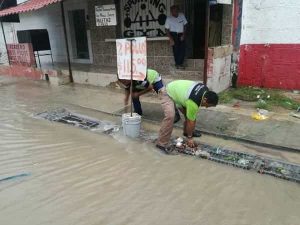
68, 9, 89, 60
184, 0, 206, 59
64, 0, 93, 64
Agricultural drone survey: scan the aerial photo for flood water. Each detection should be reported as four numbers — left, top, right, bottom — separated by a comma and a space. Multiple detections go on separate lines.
0, 77, 299, 225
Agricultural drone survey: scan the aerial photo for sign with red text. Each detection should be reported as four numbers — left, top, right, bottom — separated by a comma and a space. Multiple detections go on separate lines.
116, 37, 147, 81
7, 43, 35, 67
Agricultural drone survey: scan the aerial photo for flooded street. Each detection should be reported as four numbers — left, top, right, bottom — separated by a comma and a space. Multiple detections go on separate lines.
0, 77, 299, 225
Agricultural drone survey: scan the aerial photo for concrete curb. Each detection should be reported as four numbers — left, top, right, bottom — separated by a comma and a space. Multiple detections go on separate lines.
78, 102, 300, 153
195, 108, 300, 152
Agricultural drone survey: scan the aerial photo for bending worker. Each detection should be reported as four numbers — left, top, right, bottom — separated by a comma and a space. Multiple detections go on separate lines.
118, 69, 164, 116
119, 69, 180, 122
156, 80, 218, 153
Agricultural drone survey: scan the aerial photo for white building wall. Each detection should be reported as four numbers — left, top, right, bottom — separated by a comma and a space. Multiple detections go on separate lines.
0, 3, 67, 65
240, 0, 300, 45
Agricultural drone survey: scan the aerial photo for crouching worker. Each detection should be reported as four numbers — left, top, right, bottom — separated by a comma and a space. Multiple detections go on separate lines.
118, 69, 164, 115
156, 80, 218, 153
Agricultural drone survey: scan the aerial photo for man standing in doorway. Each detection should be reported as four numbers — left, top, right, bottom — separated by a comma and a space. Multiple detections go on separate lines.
165, 5, 188, 69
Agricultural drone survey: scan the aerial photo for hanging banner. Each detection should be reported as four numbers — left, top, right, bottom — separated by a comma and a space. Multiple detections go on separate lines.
6, 43, 35, 67
116, 37, 147, 81
95, 4, 117, 26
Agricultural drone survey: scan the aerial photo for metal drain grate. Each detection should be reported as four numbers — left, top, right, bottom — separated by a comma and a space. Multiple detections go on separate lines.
171, 141, 300, 183
36, 108, 119, 134
56, 114, 99, 129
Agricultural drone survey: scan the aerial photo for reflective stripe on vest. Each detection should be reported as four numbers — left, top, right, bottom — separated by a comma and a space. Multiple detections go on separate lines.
188, 83, 209, 107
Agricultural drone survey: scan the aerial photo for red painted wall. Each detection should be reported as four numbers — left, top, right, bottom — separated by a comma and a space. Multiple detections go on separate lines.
0, 65, 43, 80
238, 44, 300, 90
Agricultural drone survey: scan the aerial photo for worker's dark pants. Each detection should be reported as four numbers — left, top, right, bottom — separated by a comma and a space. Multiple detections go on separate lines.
132, 80, 164, 116
171, 32, 185, 66
132, 97, 143, 115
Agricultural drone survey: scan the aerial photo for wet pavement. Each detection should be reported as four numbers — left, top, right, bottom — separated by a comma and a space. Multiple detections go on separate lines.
0, 76, 300, 225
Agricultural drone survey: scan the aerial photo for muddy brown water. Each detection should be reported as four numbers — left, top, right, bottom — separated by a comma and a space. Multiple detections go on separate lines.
0, 77, 299, 225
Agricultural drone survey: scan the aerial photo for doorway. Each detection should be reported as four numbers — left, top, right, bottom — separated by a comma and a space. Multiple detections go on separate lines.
185, 0, 206, 59
68, 9, 89, 60
64, 0, 93, 64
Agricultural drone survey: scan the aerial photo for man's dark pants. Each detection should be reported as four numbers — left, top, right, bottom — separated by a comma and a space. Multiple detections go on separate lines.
170, 32, 185, 66
132, 96, 143, 115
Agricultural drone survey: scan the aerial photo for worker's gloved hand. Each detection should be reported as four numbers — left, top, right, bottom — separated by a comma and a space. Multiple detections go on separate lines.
187, 138, 196, 148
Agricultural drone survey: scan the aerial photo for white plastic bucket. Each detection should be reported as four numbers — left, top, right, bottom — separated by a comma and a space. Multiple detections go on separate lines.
122, 113, 141, 138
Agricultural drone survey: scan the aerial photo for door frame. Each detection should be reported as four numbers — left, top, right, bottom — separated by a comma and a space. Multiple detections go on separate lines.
64, 0, 93, 64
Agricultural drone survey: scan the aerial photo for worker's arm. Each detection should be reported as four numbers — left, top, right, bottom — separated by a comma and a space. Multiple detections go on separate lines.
166, 29, 174, 46
185, 119, 196, 138
165, 18, 174, 46
124, 89, 130, 105
181, 14, 188, 41
179, 106, 196, 137
185, 100, 199, 148
131, 85, 153, 98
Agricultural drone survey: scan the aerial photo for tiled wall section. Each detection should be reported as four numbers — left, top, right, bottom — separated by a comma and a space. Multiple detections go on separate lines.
146, 41, 174, 73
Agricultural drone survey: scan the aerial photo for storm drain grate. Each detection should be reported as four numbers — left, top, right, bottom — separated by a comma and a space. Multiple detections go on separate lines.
201, 145, 255, 170
56, 114, 99, 129
171, 141, 300, 184
36, 108, 119, 133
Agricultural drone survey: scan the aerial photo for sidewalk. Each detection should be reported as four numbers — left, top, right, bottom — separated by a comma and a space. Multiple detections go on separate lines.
195, 106, 300, 151
86, 86, 300, 152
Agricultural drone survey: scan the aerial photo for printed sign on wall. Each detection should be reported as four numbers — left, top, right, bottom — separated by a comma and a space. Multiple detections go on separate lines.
121, 0, 172, 37
95, 4, 117, 26
7, 43, 35, 67
116, 37, 147, 81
